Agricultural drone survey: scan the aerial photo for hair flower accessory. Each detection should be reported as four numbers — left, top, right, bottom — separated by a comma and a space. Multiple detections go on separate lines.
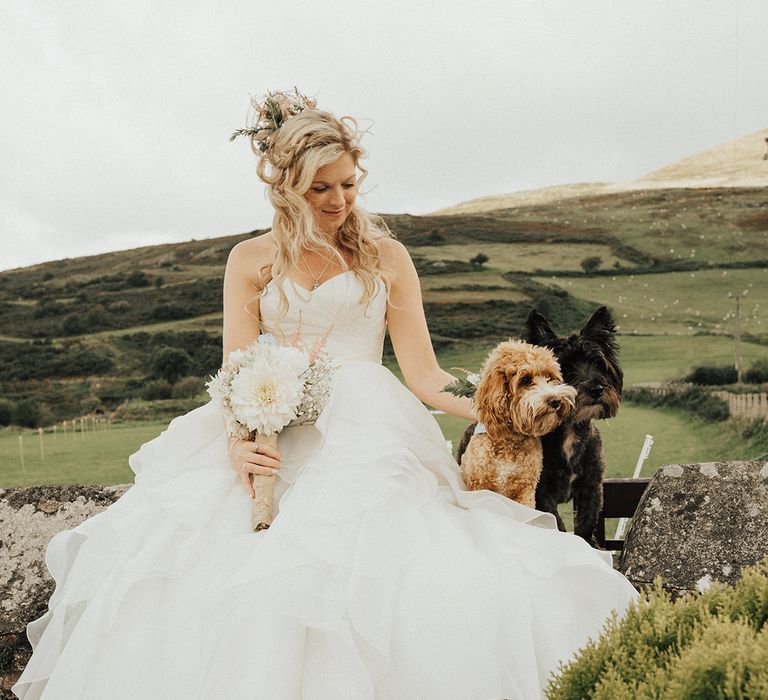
229, 87, 318, 153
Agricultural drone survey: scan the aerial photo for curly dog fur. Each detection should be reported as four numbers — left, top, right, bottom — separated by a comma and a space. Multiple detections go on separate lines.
459, 340, 576, 508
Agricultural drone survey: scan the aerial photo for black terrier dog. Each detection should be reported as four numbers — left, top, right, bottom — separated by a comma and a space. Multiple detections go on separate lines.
456, 306, 622, 546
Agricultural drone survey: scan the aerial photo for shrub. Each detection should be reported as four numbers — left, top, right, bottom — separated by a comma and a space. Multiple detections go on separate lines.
0, 398, 14, 426
546, 558, 768, 699
61, 314, 87, 336
171, 376, 205, 399
13, 398, 42, 428
580, 256, 602, 274
107, 300, 131, 312
151, 347, 192, 384
33, 299, 65, 318
141, 380, 173, 400
686, 364, 738, 386
125, 270, 149, 287
151, 302, 188, 321
470, 253, 489, 266
745, 359, 768, 384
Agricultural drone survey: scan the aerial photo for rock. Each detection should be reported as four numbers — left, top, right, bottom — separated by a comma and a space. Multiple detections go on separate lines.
0, 484, 131, 697
621, 460, 768, 594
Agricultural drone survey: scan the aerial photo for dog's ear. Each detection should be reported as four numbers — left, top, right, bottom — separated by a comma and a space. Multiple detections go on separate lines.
581, 306, 622, 369
580, 306, 616, 346
522, 310, 557, 346
473, 361, 512, 442
580, 306, 616, 337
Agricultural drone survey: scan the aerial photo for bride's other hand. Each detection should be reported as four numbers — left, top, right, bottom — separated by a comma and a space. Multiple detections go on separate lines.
229, 439, 282, 498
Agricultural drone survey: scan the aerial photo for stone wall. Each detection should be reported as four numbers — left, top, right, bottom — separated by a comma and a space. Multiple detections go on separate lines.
621, 460, 768, 594
0, 484, 130, 698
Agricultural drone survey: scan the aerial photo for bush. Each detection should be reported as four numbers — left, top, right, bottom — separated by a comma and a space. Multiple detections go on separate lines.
745, 359, 768, 384
0, 398, 14, 426
171, 376, 205, 399
151, 347, 192, 384
33, 299, 66, 318
580, 256, 602, 274
61, 313, 87, 336
546, 558, 768, 699
470, 253, 489, 266
125, 270, 149, 287
686, 364, 738, 386
141, 380, 173, 400
151, 302, 188, 321
13, 398, 42, 428
625, 386, 730, 422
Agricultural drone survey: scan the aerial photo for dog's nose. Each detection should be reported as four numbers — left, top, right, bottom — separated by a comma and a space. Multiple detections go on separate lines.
548, 398, 561, 409
587, 384, 604, 399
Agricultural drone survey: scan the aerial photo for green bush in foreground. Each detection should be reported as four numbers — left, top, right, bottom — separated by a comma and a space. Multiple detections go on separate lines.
546, 558, 768, 699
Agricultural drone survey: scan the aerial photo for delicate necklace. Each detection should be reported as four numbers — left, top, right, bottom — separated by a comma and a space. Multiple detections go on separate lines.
300, 252, 334, 290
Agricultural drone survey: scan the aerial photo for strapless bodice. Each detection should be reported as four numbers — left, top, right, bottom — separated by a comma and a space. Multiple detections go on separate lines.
258, 271, 387, 364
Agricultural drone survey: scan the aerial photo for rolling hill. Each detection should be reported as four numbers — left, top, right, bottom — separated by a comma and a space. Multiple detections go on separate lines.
432, 128, 768, 215
1, 127, 767, 423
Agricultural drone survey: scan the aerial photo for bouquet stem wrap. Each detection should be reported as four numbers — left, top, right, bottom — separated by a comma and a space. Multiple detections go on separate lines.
251, 432, 278, 531
207, 328, 337, 532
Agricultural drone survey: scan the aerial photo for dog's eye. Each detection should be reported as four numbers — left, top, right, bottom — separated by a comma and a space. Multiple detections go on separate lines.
518, 375, 532, 387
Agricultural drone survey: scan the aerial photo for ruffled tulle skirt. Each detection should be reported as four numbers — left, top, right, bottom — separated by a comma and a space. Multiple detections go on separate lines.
12, 360, 638, 700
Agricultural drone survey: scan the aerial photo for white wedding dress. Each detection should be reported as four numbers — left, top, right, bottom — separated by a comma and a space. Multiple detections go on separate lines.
13, 271, 638, 700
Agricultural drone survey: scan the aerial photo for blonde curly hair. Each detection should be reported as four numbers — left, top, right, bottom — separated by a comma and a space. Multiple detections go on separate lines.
235, 90, 395, 334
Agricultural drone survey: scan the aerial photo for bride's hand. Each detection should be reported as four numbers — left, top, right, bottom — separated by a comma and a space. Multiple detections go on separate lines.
229, 439, 282, 498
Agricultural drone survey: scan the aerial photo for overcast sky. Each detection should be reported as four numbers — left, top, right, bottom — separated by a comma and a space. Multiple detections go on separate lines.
1, 1, 766, 271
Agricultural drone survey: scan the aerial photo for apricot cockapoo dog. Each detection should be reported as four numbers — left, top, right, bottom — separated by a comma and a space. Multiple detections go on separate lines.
460, 340, 577, 508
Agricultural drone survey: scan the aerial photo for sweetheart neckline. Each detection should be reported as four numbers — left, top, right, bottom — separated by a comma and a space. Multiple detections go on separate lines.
266, 270, 356, 295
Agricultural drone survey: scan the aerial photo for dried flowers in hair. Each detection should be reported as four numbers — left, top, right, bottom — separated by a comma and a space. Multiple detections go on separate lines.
229, 86, 318, 153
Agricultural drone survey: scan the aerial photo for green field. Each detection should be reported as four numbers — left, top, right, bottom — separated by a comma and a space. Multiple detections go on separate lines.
3, 372, 762, 489
411, 241, 635, 273
537, 267, 768, 337
0, 420, 168, 487
2, 185, 767, 502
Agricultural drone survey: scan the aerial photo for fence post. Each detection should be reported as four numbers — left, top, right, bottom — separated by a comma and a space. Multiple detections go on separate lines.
18, 435, 26, 474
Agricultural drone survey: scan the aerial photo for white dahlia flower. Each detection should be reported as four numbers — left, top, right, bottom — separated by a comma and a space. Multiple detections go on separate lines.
229, 344, 309, 435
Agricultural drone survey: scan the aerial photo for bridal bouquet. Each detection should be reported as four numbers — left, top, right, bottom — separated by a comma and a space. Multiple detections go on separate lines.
206, 325, 337, 531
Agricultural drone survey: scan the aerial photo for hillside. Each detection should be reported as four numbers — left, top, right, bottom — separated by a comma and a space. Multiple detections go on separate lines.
1, 187, 767, 423
433, 128, 768, 215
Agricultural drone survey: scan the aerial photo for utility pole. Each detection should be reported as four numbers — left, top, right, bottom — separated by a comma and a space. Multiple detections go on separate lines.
735, 295, 743, 383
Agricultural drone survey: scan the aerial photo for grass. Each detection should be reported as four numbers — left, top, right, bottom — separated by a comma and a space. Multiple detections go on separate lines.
3, 371, 759, 490
410, 242, 634, 273
0, 420, 169, 487
425, 332, 768, 387
535, 267, 768, 336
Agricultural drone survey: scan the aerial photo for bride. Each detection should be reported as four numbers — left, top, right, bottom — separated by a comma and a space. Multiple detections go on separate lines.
13, 90, 638, 700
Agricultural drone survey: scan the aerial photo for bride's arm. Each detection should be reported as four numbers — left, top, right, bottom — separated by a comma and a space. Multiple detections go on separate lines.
221, 236, 283, 497
222, 238, 270, 361
385, 240, 478, 422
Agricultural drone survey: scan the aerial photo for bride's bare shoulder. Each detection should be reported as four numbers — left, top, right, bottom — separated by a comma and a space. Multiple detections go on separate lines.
226, 232, 277, 284
376, 237, 415, 280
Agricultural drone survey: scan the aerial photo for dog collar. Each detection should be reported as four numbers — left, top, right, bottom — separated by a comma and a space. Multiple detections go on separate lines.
473, 422, 487, 435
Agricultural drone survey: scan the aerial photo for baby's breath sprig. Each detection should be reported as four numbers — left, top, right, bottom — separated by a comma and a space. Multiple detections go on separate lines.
229, 86, 318, 152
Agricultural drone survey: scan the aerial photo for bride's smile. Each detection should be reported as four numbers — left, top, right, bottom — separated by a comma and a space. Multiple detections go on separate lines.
303, 151, 357, 234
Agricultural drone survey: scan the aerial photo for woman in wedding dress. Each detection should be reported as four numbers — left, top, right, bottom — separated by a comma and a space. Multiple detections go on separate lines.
13, 91, 638, 700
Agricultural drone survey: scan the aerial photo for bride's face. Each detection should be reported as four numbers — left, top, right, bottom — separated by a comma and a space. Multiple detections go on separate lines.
304, 152, 357, 235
